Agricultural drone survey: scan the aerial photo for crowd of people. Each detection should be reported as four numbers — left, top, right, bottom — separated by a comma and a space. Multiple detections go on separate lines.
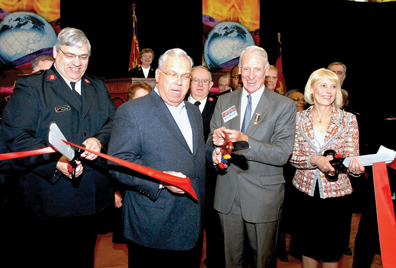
0, 26, 392, 268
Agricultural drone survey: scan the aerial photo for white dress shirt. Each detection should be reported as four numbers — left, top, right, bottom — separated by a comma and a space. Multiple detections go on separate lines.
187, 96, 207, 114
239, 86, 265, 130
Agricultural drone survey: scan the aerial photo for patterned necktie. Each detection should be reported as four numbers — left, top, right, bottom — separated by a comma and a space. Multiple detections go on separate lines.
194, 101, 201, 107
241, 94, 252, 134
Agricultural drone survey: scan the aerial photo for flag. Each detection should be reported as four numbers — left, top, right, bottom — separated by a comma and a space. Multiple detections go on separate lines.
275, 32, 286, 95
128, 4, 140, 71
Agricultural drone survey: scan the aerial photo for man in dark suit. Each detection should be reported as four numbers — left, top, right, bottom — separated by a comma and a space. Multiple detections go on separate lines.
127, 48, 156, 78
208, 45, 296, 268
108, 48, 222, 268
1, 27, 116, 268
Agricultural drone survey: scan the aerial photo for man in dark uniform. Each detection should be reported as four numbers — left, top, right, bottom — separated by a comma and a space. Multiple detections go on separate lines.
1, 27, 116, 268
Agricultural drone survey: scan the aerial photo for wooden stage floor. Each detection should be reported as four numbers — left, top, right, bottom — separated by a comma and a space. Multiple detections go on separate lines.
93, 213, 383, 268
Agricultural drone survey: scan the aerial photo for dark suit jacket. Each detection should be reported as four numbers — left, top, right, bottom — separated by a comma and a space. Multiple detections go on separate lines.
108, 89, 212, 251
208, 88, 296, 223
1, 65, 117, 219
127, 65, 155, 78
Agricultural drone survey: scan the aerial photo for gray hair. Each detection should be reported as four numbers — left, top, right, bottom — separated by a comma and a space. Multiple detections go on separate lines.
31, 55, 54, 71
55, 27, 91, 55
191, 65, 212, 81
158, 48, 193, 70
239, 46, 269, 68
218, 73, 230, 84
327, 62, 347, 73
285, 89, 301, 98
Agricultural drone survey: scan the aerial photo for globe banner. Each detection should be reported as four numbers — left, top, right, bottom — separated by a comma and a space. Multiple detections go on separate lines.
202, 0, 260, 71
0, 11, 57, 66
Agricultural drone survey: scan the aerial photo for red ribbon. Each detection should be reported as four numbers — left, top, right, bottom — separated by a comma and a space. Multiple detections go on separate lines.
0, 147, 56, 160
0, 142, 198, 200
373, 161, 396, 267
62, 140, 198, 200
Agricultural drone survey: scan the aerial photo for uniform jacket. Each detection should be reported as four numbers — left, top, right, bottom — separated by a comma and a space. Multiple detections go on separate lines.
207, 88, 296, 223
108, 89, 212, 251
127, 65, 155, 78
1, 65, 117, 218
290, 105, 359, 199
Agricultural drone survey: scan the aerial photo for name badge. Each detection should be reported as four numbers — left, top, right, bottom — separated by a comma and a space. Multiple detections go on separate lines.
222, 105, 238, 123
55, 105, 71, 113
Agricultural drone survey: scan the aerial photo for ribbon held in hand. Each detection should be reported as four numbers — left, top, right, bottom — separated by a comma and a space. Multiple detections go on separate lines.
62, 140, 198, 200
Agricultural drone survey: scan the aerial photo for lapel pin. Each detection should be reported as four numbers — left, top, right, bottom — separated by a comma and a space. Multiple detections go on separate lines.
253, 113, 261, 125
48, 74, 57, 81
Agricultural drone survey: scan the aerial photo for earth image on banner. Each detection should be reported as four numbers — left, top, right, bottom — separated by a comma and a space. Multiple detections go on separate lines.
0, 11, 57, 65
204, 21, 255, 69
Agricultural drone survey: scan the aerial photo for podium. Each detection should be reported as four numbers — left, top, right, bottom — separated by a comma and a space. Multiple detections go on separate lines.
104, 78, 156, 108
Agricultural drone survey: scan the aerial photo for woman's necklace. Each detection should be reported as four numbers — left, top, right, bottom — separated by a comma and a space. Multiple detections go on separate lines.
314, 108, 332, 124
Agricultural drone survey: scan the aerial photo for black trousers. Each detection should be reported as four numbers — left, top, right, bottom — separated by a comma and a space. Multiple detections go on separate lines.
127, 238, 202, 268
19, 214, 101, 268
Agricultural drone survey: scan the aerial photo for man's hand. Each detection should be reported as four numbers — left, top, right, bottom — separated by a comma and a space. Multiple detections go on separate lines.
213, 127, 227, 146
212, 147, 226, 165
114, 191, 123, 208
213, 127, 248, 146
223, 129, 248, 143
56, 155, 83, 179
80, 137, 102, 161
162, 171, 186, 194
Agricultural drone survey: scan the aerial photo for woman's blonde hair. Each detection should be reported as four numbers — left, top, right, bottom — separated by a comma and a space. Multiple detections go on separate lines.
304, 68, 343, 108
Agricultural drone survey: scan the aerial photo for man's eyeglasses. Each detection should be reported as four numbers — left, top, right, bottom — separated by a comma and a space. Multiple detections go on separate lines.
59, 48, 89, 60
191, 78, 211, 85
159, 69, 191, 81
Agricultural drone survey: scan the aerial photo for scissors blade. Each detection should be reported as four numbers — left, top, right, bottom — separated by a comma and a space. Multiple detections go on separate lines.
48, 122, 75, 161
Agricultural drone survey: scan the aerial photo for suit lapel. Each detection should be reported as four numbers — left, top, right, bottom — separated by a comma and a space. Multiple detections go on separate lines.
150, 91, 192, 154
81, 77, 95, 119
226, 90, 243, 131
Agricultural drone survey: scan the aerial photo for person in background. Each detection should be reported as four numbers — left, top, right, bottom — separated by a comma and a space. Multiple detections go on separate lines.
265, 65, 278, 91
187, 66, 224, 267
126, 81, 153, 102
31, 55, 54, 72
218, 74, 231, 94
127, 48, 155, 78
230, 63, 243, 91
286, 89, 307, 112
290, 68, 364, 268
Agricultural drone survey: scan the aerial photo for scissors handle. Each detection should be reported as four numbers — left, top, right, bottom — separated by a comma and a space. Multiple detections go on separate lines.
323, 149, 347, 182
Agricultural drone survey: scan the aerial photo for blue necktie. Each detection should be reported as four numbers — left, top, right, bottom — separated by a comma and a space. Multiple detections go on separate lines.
241, 94, 252, 134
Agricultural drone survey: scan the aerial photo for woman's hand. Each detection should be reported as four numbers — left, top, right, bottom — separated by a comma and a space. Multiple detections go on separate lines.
310, 155, 335, 173
348, 157, 365, 175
